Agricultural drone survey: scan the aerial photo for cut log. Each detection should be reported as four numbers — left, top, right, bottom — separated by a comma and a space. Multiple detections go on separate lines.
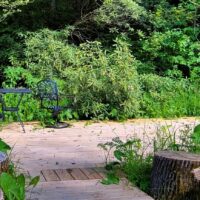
150, 151, 200, 200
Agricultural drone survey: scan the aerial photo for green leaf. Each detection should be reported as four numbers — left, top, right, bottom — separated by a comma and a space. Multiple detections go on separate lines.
29, 176, 40, 187
0, 173, 20, 199
17, 174, 25, 188
192, 124, 200, 143
114, 150, 124, 161
0, 139, 11, 153
193, 124, 200, 135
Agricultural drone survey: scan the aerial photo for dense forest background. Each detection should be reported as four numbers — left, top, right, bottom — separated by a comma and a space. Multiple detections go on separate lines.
0, 0, 200, 121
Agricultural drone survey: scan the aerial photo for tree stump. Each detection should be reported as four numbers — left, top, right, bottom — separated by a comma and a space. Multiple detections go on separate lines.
150, 151, 200, 200
0, 152, 9, 200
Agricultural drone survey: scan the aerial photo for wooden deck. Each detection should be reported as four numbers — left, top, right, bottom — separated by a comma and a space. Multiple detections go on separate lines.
28, 180, 152, 200
40, 167, 106, 182
0, 119, 196, 199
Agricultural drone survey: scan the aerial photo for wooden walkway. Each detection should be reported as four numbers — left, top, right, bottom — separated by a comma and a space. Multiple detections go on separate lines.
1, 119, 195, 199
40, 167, 106, 182
28, 180, 152, 200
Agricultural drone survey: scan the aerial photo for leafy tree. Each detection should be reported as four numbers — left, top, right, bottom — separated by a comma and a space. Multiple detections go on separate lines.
0, 0, 30, 23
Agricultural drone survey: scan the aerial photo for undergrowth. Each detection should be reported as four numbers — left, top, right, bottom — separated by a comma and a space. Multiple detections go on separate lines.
98, 123, 200, 194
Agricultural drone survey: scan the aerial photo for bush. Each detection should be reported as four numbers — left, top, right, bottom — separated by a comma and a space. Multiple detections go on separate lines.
63, 37, 141, 119
24, 28, 76, 78
1, 32, 141, 121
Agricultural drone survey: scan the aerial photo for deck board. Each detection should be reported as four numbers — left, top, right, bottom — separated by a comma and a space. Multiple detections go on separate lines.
81, 168, 102, 179
41, 169, 60, 181
55, 169, 74, 180
30, 180, 153, 200
68, 168, 88, 180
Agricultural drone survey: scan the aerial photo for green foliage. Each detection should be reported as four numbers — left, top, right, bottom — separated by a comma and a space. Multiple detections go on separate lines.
154, 124, 200, 153
190, 124, 200, 153
138, 0, 200, 75
141, 30, 200, 74
95, 0, 147, 30
0, 171, 40, 200
64, 36, 141, 119
99, 137, 152, 193
99, 123, 200, 193
24, 28, 75, 78
101, 171, 120, 185
0, 139, 40, 200
0, 139, 11, 153
0, 0, 200, 121
140, 74, 200, 118
0, 173, 25, 200
0, 0, 30, 23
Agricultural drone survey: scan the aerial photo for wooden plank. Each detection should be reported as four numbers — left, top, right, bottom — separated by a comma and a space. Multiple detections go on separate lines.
93, 167, 107, 178
41, 169, 60, 181
81, 168, 102, 179
29, 180, 154, 200
55, 169, 74, 181
68, 168, 88, 180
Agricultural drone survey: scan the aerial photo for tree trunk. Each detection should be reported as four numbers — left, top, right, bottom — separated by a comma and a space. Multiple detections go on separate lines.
150, 151, 200, 200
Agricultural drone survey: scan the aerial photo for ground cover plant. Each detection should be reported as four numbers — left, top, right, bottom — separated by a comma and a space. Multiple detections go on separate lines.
0, 139, 39, 200
98, 123, 200, 194
0, 0, 199, 122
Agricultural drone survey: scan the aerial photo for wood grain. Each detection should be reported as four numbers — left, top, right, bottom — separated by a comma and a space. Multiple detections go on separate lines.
68, 168, 88, 180
55, 169, 74, 180
41, 169, 60, 181
81, 168, 102, 179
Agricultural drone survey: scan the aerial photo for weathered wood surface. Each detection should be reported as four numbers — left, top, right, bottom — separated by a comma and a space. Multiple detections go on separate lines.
30, 179, 154, 200
151, 151, 200, 200
68, 168, 88, 180
55, 169, 74, 180
40, 168, 105, 181
81, 168, 102, 179
41, 169, 60, 181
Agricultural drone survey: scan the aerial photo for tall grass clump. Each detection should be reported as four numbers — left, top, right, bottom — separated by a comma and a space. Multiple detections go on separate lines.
140, 74, 200, 118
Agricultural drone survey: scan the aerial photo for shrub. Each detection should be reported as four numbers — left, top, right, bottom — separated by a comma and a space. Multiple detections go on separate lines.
24, 28, 76, 78
63, 36, 141, 119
